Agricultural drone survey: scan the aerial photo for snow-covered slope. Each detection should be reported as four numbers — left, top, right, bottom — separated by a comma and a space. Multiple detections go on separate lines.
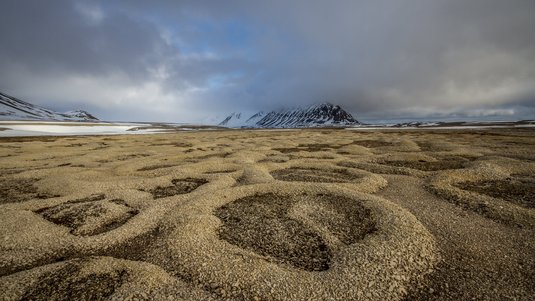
62, 110, 99, 121
256, 103, 358, 128
219, 103, 359, 128
218, 112, 244, 127
245, 111, 266, 125
0, 91, 99, 121
218, 111, 266, 127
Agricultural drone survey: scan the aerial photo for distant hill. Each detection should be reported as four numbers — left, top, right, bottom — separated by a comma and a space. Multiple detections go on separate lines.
219, 103, 359, 128
0, 91, 98, 121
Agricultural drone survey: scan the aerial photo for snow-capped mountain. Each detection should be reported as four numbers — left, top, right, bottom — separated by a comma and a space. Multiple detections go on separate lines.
218, 111, 266, 127
218, 112, 244, 127
257, 103, 358, 128
0, 91, 99, 121
245, 111, 266, 125
219, 103, 359, 128
63, 110, 99, 120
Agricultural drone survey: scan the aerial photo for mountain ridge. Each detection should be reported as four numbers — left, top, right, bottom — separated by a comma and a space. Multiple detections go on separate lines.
0, 91, 99, 121
219, 103, 359, 128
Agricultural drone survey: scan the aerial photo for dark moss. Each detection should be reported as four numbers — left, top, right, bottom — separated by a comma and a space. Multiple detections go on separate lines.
147, 178, 208, 199
271, 167, 362, 183
455, 174, 535, 208
149, 142, 193, 147
0, 178, 59, 204
21, 260, 127, 301
36, 195, 137, 236
310, 193, 376, 244
215, 193, 331, 271
378, 158, 468, 171
137, 164, 177, 171
215, 193, 376, 271
273, 144, 334, 154
351, 140, 392, 148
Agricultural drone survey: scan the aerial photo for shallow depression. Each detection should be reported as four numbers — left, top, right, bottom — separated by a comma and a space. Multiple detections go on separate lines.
21, 259, 127, 301
270, 167, 363, 183
0, 177, 59, 204
378, 157, 468, 171
455, 174, 535, 208
35, 195, 138, 236
146, 178, 208, 199
214, 193, 376, 271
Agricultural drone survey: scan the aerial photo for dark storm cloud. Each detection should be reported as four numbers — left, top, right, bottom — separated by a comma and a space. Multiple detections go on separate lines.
1, 0, 534, 122
0, 1, 167, 78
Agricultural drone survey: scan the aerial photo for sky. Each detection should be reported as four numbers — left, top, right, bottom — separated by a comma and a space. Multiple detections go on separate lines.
1, 0, 534, 123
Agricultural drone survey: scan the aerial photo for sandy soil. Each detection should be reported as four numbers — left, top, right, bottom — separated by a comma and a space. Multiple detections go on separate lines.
0, 128, 533, 300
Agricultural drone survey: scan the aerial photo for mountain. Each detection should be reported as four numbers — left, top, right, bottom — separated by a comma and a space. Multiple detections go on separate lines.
218, 111, 266, 127
0, 91, 99, 121
245, 111, 266, 124
218, 112, 244, 127
218, 103, 359, 128
256, 103, 358, 128
62, 110, 99, 120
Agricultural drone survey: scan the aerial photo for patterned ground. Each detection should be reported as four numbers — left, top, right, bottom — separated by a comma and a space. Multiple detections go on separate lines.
0, 128, 534, 300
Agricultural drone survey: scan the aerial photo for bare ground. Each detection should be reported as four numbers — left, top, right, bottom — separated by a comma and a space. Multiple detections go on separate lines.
0, 128, 533, 300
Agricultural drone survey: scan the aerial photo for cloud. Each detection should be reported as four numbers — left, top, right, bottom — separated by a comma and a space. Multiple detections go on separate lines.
1, 0, 534, 122
74, 2, 105, 25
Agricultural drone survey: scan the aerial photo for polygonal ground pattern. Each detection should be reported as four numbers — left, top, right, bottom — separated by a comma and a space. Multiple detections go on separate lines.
35, 195, 138, 236
455, 173, 535, 208
351, 140, 393, 148
215, 193, 376, 271
273, 143, 333, 153
270, 167, 363, 183
148, 178, 208, 199
21, 260, 127, 301
0, 177, 59, 204
428, 163, 535, 228
2, 129, 533, 300
378, 157, 468, 171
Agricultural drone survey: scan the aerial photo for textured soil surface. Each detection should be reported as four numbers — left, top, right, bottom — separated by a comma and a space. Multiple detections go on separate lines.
270, 167, 362, 183
0, 178, 58, 204
36, 196, 138, 236
215, 193, 375, 271
0, 128, 534, 300
146, 178, 208, 199
21, 259, 127, 301
378, 158, 468, 171
377, 175, 535, 301
455, 175, 535, 208
215, 193, 333, 271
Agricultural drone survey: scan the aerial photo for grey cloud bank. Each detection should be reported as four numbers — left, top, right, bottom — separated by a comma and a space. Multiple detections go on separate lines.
1, 0, 534, 122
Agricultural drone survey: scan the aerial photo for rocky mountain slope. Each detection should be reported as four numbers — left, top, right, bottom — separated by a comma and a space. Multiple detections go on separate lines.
219, 103, 359, 128
218, 111, 266, 127
0, 91, 98, 121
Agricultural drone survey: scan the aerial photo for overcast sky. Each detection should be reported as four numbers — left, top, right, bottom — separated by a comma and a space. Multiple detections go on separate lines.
1, 0, 534, 122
